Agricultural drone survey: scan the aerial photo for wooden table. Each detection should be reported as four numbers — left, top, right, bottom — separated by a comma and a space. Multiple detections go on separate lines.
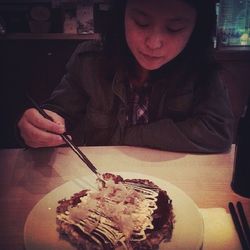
0, 145, 249, 250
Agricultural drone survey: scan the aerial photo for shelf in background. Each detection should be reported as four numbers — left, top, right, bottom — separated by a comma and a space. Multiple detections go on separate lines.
217, 46, 250, 51
0, 32, 101, 40
216, 46, 250, 61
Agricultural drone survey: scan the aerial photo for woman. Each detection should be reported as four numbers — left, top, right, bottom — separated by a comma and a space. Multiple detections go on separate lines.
18, 0, 234, 152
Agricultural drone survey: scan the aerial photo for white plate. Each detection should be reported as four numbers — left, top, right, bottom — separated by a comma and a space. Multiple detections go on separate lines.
24, 172, 204, 250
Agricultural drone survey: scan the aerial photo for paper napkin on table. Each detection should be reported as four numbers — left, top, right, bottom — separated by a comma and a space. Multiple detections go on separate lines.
199, 208, 241, 250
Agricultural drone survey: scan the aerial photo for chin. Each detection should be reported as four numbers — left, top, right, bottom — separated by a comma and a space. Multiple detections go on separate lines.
136, 56, 169, 71
140, 62, 165, 71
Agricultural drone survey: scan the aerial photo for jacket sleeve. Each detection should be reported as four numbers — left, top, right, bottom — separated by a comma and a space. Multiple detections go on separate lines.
123, 73, 234, 153
42, 41, 100, 142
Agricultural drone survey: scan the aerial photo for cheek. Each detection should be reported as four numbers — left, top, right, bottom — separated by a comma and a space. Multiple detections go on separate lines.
164, 32, 192, 57
125, 21, 144, 49
177, 26, 195, 48
173, 36, 189, 52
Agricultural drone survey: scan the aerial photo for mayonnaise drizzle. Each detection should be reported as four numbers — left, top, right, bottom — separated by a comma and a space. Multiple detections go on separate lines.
57, 179, 159, 249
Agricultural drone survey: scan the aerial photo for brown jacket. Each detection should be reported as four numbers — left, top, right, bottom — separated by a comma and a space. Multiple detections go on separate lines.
44, 41, 234, 153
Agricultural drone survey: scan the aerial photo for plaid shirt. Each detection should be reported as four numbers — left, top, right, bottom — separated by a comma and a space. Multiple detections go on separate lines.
127, 82, 151, 126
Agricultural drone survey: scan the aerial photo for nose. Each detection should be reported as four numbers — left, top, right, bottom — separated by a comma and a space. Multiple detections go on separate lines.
145, 32, 164, 50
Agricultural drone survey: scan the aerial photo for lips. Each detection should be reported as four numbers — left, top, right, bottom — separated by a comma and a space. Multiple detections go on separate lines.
139, 51, 163, 60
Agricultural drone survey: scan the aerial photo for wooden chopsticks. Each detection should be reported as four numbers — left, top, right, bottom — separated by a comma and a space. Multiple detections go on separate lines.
26, 95, 101, 178
228, 201, 250, 250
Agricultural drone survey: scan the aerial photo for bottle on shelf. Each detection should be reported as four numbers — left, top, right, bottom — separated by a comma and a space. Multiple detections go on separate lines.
231, 95, 250, 198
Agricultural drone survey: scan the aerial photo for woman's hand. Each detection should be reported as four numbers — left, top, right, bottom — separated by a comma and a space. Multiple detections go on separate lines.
17, 108, 66, 148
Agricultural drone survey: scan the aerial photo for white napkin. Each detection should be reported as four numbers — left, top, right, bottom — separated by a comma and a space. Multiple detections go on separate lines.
199, 208, 242, 250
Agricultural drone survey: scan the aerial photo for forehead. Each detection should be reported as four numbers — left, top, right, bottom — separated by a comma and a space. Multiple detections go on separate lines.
126, 0, 196, 20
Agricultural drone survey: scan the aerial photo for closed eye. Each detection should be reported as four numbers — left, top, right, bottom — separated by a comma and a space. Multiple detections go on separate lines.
167, 27, 185, 33
134, 19, 149, 28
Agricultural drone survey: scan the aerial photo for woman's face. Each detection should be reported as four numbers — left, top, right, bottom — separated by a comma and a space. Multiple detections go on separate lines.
125, 0, 197, 71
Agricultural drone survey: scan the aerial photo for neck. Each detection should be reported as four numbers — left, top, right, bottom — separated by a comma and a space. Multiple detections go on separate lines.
130, 64, 149, 88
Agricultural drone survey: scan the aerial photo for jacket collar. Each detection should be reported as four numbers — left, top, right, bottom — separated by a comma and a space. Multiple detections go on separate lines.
112, 70, 128, 104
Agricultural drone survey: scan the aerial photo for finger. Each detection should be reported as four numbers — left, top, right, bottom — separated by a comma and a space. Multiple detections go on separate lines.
25, 109, 65, 134
23, 121, 65, 148
45, 109, 65, 127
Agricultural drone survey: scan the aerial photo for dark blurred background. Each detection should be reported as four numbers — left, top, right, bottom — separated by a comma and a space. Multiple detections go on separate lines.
0, 0, 250, 148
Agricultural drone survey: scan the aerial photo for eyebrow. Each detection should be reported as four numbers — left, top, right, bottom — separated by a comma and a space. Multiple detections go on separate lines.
131, 8, 149, 17
130, 8, 191, 22
167, 17, 190, 22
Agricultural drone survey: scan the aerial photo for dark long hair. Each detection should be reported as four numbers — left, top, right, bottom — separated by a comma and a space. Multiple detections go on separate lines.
101, 0, 217, 78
